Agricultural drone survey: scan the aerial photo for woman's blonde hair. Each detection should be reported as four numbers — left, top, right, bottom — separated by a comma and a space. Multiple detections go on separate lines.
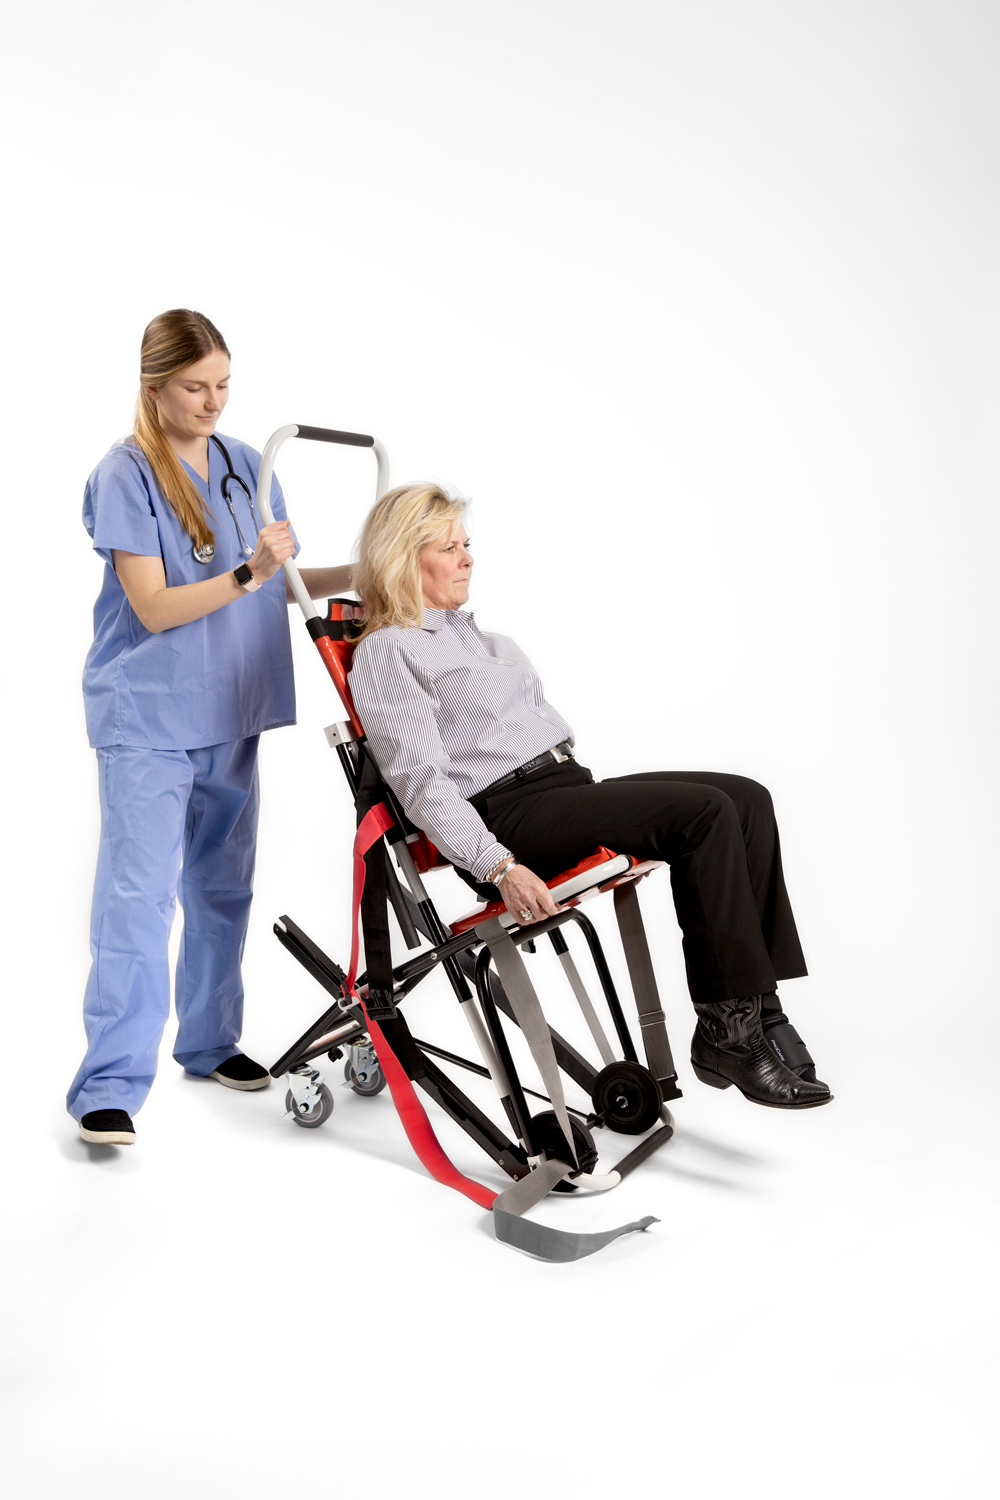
355, 483, 468, 636
133, 309, 230, 550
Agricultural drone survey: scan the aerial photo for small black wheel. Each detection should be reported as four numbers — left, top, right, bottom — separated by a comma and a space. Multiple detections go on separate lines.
592, 1061, 663, 1135
344, 1058, 387, 1097
528, 1110, 599, 1176
285, 1083, 335, 1128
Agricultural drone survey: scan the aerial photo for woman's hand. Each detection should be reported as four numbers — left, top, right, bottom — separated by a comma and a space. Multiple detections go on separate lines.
495, 863, 563, 925
249, 519, 296, 582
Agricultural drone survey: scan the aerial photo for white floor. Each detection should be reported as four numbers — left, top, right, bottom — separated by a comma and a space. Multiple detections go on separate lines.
3, 4, 997, 1492
4, 879, 995, 1499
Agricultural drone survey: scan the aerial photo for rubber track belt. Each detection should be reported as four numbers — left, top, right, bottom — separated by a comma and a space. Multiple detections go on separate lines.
345, 805, 658, 1261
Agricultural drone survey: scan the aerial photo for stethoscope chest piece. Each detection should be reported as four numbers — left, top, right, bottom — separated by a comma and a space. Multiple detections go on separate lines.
193, 541, 216, 564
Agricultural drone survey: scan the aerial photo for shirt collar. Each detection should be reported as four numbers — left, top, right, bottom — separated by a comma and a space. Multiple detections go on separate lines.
420, 607, 474, 632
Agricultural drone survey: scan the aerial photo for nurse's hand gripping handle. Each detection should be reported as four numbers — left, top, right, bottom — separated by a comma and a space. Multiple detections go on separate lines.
255, 424, 390, 622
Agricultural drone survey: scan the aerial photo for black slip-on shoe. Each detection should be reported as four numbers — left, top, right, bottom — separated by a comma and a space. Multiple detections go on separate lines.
80, 1109, 136, 1144
208, 1055, 271, 1091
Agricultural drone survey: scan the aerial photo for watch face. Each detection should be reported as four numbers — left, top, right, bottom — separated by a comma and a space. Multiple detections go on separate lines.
234, 563, 253, 585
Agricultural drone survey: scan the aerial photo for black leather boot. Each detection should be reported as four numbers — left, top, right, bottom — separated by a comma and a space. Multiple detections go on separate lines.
691, 996, 832, 1109
760, 991, 827, 1088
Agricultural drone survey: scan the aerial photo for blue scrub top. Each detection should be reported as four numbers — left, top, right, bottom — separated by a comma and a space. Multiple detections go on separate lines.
82, 433, 298, 750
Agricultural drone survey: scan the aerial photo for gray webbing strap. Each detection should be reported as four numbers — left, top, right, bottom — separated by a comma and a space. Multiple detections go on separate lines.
494, 1157, 571, 1214
493, 1159, 659, 1261
472, 918, 661, 1262
557, 948, 616, 1066
613, 883, 677, 1082
476, 916, 578, 1166
493, 1209, 659, 1261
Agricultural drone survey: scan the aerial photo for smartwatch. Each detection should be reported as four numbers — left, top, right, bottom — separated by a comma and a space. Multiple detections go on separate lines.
234, 562, 262, 593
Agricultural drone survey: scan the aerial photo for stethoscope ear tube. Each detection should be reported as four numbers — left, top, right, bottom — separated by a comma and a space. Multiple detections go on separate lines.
192, 434, 259, 564
256, 424, 390, 623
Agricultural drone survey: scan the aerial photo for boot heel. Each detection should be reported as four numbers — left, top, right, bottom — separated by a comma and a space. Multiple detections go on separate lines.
691, 1062, 731, 1090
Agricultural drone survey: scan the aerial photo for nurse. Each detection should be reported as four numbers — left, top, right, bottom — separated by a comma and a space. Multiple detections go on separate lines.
68, 308, 352, 1146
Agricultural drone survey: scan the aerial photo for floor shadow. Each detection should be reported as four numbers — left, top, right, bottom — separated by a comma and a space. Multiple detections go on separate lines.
645, 1157, 752, 1192
56, 1135, 141, 1170
474, 1200, 666, 1262
670, 1128, 770, 1167
326, 1111, 505, 1186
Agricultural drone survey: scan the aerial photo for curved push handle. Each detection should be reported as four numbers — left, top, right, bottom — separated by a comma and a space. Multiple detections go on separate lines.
255, 423, 390, 621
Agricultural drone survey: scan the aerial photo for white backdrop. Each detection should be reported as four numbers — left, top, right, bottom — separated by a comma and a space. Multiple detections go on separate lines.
1, 3, 997, 1496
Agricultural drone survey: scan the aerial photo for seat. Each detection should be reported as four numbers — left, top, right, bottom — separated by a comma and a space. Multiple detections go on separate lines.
449, 848, 664, 935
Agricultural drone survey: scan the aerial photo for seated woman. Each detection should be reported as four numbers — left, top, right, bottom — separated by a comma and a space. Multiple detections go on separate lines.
348, 484, 831, 1110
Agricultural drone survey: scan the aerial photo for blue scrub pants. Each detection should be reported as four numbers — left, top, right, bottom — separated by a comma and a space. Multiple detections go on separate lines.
67, 737, 260, 1121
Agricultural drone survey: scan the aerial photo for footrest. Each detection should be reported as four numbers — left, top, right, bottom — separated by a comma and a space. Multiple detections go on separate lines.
612, 1117, 674, 1179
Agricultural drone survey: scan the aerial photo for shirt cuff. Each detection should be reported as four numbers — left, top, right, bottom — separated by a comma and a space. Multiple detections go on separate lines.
471, 843, 514, 885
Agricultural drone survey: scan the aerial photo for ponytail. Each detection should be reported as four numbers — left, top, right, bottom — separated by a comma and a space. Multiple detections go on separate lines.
132, 309, 230, 550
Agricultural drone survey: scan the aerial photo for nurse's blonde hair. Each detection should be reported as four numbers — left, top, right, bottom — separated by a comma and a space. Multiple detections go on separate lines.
133, 309, 229, 550
355, 484, 468, 637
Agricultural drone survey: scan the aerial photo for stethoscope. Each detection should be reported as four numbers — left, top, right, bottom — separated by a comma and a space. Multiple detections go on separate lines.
192, 435, 260, 564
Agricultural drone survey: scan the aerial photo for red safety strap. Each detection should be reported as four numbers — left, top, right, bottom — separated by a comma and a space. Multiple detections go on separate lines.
347, 805, 498, 1211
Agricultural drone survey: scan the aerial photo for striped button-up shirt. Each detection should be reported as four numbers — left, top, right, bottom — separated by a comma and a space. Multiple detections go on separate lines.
348, 608, 574, 882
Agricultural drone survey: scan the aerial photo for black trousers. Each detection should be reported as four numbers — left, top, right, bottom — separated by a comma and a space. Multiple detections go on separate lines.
469, 761, 807, 1005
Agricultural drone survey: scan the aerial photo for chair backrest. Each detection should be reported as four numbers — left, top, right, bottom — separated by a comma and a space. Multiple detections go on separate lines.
321, 597, 366, 695
321, 599, 448, 875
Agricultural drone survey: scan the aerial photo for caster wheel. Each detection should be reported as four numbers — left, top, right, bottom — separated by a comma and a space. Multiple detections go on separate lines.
285, 1083, 334, 1128
591, 1061, 663, 1135
344, 1058, 386, 1096
528, 1110, 599, 1176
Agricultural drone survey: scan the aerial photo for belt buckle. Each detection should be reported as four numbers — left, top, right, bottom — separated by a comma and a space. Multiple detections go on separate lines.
550, 743, 570, 764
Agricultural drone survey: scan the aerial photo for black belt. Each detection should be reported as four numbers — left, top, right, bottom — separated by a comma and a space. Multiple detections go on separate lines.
470, 741, 574, 806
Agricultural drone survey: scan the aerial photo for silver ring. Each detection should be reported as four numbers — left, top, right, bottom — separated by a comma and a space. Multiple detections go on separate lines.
519, 908, 532, 922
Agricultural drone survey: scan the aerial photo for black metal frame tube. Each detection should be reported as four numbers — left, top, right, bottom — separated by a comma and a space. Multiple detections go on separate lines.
411, 1038, 491, 1079
386, 854, 421, 949
418, 901, 473, 1004
416, 1058, 528, 1179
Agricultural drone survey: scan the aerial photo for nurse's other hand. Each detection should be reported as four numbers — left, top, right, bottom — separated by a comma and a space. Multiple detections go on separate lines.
250, 521, 295, 581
